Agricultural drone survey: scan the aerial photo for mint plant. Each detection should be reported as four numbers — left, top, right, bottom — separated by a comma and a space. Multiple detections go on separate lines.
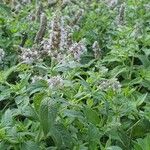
0, 0, 150, 149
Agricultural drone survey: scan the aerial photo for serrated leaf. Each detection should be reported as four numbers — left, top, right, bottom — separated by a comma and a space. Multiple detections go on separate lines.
15, 95, 29, 108
63, 109, 83, 119
136, 55, 150, 68
39, 99, 58, 136
51, 123, 73, 149
84, 107, 100, 125
21, 141, 40, 150
134, 134, 150, 150
88, 123, 101, 150
1, 109, 13, 126
0, 88, 11, 101
33, 92, 46, 112
27, 80, 48, 95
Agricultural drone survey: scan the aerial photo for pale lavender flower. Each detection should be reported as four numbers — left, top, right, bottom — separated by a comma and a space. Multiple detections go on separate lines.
20, 48, 39, 64
59, 17, 69, 51
39, 39, 51, 56
99, 78, 121, 92
92, 41, 102, 59
27, 11, 36, 21
49, 15, 61, 51
117, 3, 126, 26
70, 9, 84, 26
34, 13, 47, 44
0, 48, 5, 62
48, 0, 58, 6
62, 0, 70, 9
106, 0, 118, 8
144, 3, 150, 11
31, 75, 43, 83
21, 0, 31, 5
100, 66, 109, 74
69, 39, 87, 61
47, 76, 64, 89
36, 3, 43, 22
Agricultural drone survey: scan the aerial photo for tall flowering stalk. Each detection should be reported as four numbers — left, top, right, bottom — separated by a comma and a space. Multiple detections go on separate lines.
105, 0, 118, 8
48, 0, 58, 7
34, 13, 47, 44
59, 17, 68, 51
92, 41, 102, 59
70, 9, 84, 26
69, 39, 87, 61
36, 3, 43, 22
49, 14, 61, 51
117, 3, 126, 26
0, 48, 5, 62
59, 17, 73, 51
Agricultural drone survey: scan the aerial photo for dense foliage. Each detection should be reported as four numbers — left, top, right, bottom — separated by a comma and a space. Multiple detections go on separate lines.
0, 0, 150, 149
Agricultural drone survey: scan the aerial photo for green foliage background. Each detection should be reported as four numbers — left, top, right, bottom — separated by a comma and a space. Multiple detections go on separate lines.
0, 0, 150, 149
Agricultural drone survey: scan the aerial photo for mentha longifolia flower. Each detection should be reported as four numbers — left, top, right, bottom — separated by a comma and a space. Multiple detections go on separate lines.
31, 75, 64, 89
117, 3, 126, 26
105, 0, 118, 8
31, 75, 43, 83
47, 76, 64, 89
99, 78, 121, 92
20, 47, 39, 64
34, 13, 47, 44
0, 48, 5, 62
70, 9, 84, 26
69, 39, 87, 61
49, 14, 61, 51
59, 17, 69, 51
92, 41, 102, 59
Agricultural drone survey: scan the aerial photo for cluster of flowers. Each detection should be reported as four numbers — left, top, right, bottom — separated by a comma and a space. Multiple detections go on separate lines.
99, 78, 121, 92
117, 3, 126, 26
20, 47, 39, 64
45, 12, 87, 61
34, 13, 86, 63
105, 1, 126, 26
105, 0, 118, 8
20, 1, 87, 64
38, 15, 72, 63
92, 41, 102, 59
31, 75, 64, 89
0, 48, 5, 62
8, 0, 31, 13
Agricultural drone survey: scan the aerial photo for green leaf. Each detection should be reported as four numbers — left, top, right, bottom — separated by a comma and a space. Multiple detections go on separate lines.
63, 109, 83, 119
0, 88, 11, 101
51, 123, 73, 149
33, 92, 46, 112
84, 107, 100, 125
136, 54, 150, 68
134, 134, 150, 150
110, 65, 128, 77
136, 93, 147, 107
107, 146, 122, 150
15, 95, 29, 108
39, 99, 58, 136
88, 124, 101, 150
0, 66, 17, 83
0, 4, 11, 16
21, 141, 40, 150
27, 80, 48, 95
1, 109, 13, 126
